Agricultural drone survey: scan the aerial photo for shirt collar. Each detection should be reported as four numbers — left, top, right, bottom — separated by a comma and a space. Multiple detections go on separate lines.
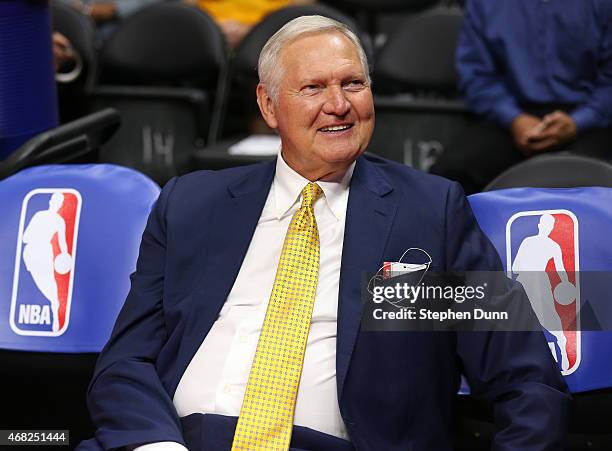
273, 152, 354, 221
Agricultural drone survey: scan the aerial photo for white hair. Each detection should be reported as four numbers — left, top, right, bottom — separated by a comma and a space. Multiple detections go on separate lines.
258, 15, 370, 102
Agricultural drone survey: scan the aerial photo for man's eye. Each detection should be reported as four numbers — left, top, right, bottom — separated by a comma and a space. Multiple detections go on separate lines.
344, 80, 366, 91
301, 85, 321, 94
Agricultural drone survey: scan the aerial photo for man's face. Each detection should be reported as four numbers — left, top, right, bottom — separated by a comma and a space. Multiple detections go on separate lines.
257, 32, 375, 180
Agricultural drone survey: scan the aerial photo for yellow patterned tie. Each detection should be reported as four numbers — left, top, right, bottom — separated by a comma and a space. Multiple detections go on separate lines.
231, 182, 323, 451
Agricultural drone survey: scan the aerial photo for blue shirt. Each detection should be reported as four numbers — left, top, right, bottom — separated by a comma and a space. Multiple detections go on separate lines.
456, 0, 612, 132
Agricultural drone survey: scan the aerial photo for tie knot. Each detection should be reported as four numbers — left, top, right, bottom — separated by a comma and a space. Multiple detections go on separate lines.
301, 182, 322, 209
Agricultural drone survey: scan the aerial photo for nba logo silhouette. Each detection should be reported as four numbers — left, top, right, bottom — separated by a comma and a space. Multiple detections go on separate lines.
10, 189, 82, 337
506, 210, 580, 375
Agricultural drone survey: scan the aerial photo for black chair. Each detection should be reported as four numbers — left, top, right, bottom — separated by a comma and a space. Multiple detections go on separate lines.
192, 4, 367, 171
51, 1, 98, 123
328, 0, 440, 39
0, 164, 160, 448
368, 6, 469, 171
92, 2, 227, 184
374, 6, 462, 96
485, 154, 612, 191
0, 108, 120, 181
0, 108, 152, 447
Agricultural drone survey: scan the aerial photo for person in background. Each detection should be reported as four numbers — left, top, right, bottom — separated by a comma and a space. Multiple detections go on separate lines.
187, 0, 315, 48
52, 31, 87, 121
59, 0, 162, 40
52, 32, 76, 71
431, 0, 612, 194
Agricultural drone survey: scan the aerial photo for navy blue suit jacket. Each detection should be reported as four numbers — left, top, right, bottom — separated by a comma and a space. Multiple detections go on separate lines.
81, 155, 569, 451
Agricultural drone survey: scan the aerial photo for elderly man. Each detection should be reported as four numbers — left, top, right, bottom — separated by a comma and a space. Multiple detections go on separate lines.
79, 16, 569, 451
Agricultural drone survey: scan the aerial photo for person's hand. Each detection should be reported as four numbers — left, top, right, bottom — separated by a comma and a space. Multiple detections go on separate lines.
89, 2, 117, 22
511, 113, 542, 153
525, 110, 577, 152
52, 32, 75, 71
219, 19, 252, 49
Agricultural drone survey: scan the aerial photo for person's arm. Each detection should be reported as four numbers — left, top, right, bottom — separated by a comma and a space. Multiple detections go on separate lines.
52, 32, 75, 71
570, 4, 612, 132
551, 244, 572, 285
86, 177, 187, 450
458, 329, 570, 450
510, 243, 524, 275
55, 217, 68, 254
443, 183, 571, 450
455, 0, 522, 129
22, 214, 34, 244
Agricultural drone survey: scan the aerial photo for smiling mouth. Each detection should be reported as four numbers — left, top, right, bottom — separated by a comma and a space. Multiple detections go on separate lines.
319, 124, 354, 133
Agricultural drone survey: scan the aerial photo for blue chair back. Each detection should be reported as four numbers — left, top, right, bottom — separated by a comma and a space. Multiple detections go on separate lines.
469, 187, 612, 393
0, 164, 160, 352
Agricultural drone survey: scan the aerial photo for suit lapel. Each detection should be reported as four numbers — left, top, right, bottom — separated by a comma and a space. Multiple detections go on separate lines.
181, 161, 276, 370
337, 157, 398, 401
177, 156, 398, 401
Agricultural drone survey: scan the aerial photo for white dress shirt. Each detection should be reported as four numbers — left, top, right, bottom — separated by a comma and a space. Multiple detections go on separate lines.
135, 154, 353, 451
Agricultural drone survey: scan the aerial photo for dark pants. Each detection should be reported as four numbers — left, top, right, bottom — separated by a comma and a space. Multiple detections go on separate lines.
430, 104, 612, 194
77, 413, 355, 451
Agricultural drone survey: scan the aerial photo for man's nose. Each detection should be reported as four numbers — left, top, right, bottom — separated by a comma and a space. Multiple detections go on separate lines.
322, 86, 350, 116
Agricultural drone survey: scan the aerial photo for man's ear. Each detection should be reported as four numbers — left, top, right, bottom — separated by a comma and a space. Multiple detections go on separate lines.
256, 83, 279, 129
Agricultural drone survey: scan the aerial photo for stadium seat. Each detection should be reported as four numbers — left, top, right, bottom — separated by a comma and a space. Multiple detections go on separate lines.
375, 6, 461, 96
51, 1, 97, 122
0, 163, 160, 446
485, 154, 612, 190
368, 6, 471, 171
329, 0, 440, 38
0, 108, 120, 181
192, 4, 366, 171
457, 176, 612, 449
92, 2, 227, 184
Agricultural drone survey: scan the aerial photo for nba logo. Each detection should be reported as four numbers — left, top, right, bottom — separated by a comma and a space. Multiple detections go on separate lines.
506, 210, 580, 375
9, 189, 82, 337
